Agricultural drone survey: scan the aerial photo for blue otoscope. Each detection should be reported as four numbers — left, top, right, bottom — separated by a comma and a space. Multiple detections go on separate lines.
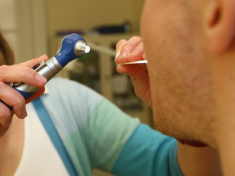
6, 33, 90, 109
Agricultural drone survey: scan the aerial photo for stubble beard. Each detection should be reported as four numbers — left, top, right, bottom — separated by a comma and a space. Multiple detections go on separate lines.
149, 45, 217, 146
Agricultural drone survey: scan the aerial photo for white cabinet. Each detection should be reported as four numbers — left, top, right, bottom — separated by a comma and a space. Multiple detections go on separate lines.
57, 33, 152, 125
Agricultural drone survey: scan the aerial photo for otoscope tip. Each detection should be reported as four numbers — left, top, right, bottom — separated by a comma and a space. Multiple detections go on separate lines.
85, 46, 90, 53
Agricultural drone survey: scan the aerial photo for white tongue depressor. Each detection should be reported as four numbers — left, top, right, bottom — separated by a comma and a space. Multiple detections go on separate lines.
116, 60, 148, 65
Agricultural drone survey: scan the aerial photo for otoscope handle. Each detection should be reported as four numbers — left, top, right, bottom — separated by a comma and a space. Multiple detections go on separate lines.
2, 58, 62, 110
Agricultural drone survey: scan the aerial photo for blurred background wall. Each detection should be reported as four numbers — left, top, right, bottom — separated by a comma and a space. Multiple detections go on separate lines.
45, 0, 144, 56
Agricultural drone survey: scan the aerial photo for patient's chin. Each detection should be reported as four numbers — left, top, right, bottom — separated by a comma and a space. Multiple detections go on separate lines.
153, 116, 176, 136
153, 114, 193, 140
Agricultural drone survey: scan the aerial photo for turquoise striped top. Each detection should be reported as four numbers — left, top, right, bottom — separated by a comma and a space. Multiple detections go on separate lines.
39, 77, 182, 176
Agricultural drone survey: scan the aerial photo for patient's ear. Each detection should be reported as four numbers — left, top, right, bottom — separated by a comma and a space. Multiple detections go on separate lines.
205, 0, 235, 53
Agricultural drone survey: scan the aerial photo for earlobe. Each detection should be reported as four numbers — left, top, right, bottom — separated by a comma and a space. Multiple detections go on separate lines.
206, 0, 235, 53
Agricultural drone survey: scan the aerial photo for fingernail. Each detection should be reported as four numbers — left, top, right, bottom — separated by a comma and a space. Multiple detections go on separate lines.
22, 109, 27, 118
119, 51, 128, 62
130, 51, 138, 55
116, 51, 120, 59
35, 74, 47, 84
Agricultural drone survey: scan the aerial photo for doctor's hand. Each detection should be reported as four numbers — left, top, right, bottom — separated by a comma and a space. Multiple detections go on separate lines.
0, 54, 48, 129
115, 36, 152, 107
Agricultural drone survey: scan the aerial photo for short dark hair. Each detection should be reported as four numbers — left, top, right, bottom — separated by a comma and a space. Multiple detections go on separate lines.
0, 32, 14, 65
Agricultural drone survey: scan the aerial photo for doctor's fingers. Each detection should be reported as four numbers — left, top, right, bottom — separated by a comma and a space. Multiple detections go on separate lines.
0, 83, 27, 120
0, 64, 47, 87
19, 54, 48, 67
115, 39, 127, 63
0, 101, 13, 127
115, 36, 143, 63
124, 42, 145, 63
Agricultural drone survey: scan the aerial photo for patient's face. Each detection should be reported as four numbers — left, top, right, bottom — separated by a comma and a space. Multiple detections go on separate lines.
141, 0, 216, 141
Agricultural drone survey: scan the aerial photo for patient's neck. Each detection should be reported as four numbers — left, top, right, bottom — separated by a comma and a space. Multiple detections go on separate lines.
216, 128, 235, 176
207, 52, 235, 175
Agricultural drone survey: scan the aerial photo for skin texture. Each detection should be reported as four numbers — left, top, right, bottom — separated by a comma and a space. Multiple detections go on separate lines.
141, 0, 218, 145
115, 37, 151, 107
177, 142, 221, 176
115, 37, 222, 176
115, 0, 235, 175
0, 115, 24, 176
0, 34, 47, 174
0, 55, 48, 137
140, 0, 235, 175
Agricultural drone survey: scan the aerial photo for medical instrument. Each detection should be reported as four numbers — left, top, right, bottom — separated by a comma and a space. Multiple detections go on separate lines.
4, 33, 90, 110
